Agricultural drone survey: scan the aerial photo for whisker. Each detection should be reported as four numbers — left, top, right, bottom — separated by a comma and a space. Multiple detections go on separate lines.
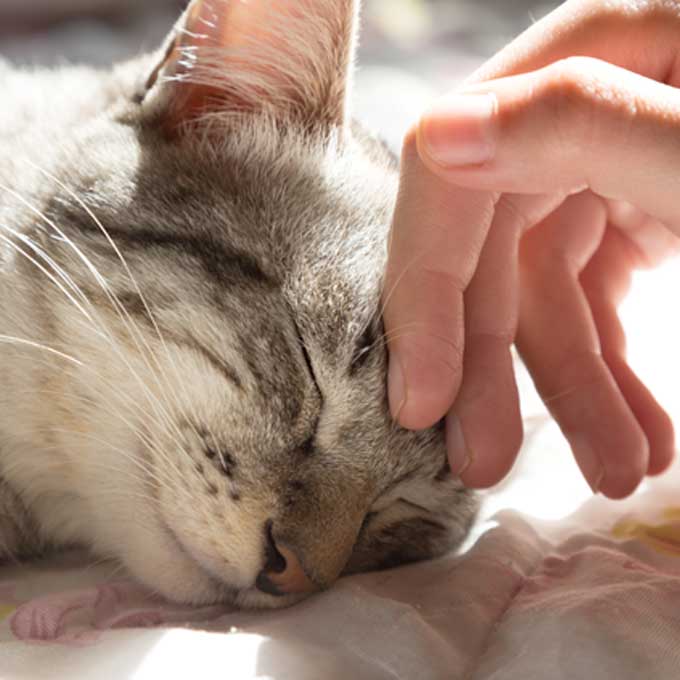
0, 335, 82, 366
0, 182, 181, 432
22, 160, 209, 459
0, 230, 106, 341
378, 249, 430, 322
7, 380, 184, 498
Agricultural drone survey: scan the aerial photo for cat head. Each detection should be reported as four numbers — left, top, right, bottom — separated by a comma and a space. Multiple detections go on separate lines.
41, 0, 477, 608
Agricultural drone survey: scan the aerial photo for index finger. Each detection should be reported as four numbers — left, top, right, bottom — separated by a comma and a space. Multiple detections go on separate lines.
383, 127, 496, 429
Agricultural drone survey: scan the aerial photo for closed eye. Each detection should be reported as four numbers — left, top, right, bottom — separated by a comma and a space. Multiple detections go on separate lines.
293, 320, 321, 398
398, 499, 431, 514
359, 511, 379, 538
349, 321, 380, 375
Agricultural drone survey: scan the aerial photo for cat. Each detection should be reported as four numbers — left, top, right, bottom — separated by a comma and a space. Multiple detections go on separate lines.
0, 0, 477, 609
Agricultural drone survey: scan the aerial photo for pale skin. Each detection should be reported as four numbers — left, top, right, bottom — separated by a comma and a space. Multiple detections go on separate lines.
384, 0, 680, 499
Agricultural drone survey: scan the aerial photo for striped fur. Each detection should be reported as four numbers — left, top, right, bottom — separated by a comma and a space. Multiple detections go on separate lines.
0, 0, 477, 608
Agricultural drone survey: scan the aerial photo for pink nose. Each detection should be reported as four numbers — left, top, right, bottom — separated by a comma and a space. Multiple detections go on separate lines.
255, 522, 317, 597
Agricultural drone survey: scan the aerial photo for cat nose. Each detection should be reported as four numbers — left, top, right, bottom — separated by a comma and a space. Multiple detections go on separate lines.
255, 521, 317, 597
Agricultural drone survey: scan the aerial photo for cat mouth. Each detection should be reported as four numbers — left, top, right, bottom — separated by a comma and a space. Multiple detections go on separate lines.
159, 520, 238, 600
158, 520, 308, 608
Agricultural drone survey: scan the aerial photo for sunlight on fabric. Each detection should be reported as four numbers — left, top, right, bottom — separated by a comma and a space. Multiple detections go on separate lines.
620, 258, 680, 426
130, 630, 269, 679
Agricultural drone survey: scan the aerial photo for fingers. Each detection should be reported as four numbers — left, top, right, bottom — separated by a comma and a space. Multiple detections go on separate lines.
417, 58, 680, 234
516, 193, 649, 498
468, 0, 679, 85
385, 0, 680, 491
447, 192, 566, 487
580, 227, 676, 476
383, 127, 497, 430
606, 200, 680, 268
444, 196, 524, 484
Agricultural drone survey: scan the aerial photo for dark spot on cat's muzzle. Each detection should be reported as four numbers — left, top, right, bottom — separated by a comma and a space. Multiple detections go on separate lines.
255, 520, 318, 597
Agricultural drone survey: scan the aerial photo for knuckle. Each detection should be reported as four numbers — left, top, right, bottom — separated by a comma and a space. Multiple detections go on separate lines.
551, 55, 595, 83
405, 332, 465, 377
432, 342, 465, 376
458, 330, 517, 405
419, 266, 468, 298
541, 349, 608, 404
544, 57, 599, 133
541, 57, 628, 164
468, 329, 515, 352
495, 194, 534, 234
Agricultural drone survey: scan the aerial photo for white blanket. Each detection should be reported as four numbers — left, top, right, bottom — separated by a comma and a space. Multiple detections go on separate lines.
1, 459, 680, 680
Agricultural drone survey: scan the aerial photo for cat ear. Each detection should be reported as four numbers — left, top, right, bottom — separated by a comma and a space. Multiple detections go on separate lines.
141, 0, 359, 135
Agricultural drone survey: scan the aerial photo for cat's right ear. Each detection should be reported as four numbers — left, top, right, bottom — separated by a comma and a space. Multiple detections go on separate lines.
136, 0, 360, 137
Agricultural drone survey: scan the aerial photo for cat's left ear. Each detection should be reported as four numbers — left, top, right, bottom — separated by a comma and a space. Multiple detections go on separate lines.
139, 0, 359, 135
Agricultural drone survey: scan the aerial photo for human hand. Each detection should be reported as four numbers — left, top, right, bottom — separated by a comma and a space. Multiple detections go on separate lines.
383, 0, 680, 498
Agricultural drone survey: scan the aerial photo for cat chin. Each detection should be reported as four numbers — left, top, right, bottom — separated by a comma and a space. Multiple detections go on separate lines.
123, 553, 306, 610
122, 549, 235, 607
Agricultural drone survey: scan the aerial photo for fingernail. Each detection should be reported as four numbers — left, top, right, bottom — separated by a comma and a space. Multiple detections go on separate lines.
388, 355, 407, 419
420, 92, 498, 167
571, 437, 606, 494
447, 413, 473, 477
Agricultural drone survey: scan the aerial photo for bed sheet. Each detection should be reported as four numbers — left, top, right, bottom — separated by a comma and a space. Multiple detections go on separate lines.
1, 457, 679, 680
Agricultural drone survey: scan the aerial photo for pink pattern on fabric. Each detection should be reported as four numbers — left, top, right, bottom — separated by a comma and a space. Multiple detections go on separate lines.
8, 580, 229, 646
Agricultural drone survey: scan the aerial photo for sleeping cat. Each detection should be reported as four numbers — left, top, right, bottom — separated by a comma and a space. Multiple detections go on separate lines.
0, 0, 477, 609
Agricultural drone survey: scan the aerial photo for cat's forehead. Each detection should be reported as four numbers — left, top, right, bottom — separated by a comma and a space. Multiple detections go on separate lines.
60, 118, 399, 369
133, 123, 395, 312
93, 122, 395, 263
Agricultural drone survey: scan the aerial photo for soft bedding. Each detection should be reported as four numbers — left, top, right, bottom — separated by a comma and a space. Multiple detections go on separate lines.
2, 2, 679, 678
1, 457, 679, 680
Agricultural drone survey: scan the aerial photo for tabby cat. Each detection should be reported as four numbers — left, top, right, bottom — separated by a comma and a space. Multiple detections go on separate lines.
0, 0, 477, 608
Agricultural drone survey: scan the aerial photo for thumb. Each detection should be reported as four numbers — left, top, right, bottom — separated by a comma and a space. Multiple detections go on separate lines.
417, 56, 680, 235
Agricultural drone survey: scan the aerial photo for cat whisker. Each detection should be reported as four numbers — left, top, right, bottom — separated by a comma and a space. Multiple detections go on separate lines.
0, 435, 169, 510
0, 335, 82, 366
20, 378, 186, 496
49, 429, 173, 497
1, 326, 190, 498
0, 184, 164, 388
0, 319, 169, 461
81, 557, 127, 582
369, 321, 428, 352
25, 160, 165, 349
378, 326, 462, 353
378, 249, 431, 324
23, 160, 209, 461
1, 452, 171, 541
0, 230, 107, 343
0, 181, 182, 436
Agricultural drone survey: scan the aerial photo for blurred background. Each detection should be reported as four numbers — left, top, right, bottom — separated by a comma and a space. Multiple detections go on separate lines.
0, 0, 561, 147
